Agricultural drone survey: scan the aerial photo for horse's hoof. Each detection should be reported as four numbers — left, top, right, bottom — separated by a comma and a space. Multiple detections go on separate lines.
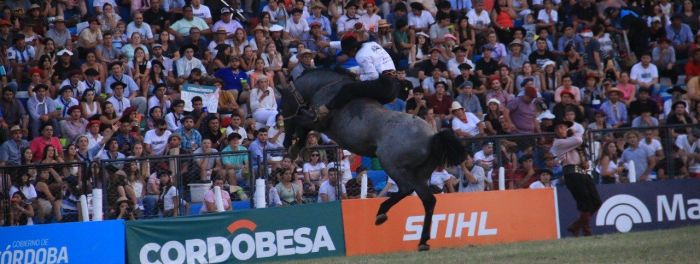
418, 244, 430, 251
375, 214, 388, 225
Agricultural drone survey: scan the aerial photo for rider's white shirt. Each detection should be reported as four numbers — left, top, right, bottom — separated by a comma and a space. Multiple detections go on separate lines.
356, 41, 395, 81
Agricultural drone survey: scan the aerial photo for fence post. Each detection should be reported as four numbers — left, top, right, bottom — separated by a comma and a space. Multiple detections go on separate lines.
92, 188, 103, 221
80, 195, 89, 222
498, 167, 505, 191
214, 186, 225, 212
628, 160, 637, 183
254, 178, 266, 208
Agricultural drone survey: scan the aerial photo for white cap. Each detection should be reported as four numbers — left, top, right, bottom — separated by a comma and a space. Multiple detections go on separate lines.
56, 49, 74, 56
269, 24, 284, 32
537, 111, 556, 121
487, 98, 501, 105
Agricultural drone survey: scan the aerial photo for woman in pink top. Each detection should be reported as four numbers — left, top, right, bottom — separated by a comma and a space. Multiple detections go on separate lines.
616, 72, 636, 105
202, 176, 231, 213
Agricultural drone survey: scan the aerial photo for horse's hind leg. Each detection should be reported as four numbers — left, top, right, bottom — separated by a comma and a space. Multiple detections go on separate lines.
414, 182, 436, 251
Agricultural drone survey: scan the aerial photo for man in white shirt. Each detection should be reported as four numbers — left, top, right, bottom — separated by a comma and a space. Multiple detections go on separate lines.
318, 168, 347, 202
337, 2, 360, 35
126, 12, 155, 44
304, 33, 397, 123
107, 82, 131, 117
105, 62, 147, 114
144, 119, 172, 155
450, 102, 484, 137
175, 44, 207, 80
466, 1, 491, 34
168, 5, 211, 41
630, 52, 659, 91
285, 8, 310, 42
54, 86, 80, 120
407, 2, 434, 32
212, 7, 242, 37
190, 0, 212, 25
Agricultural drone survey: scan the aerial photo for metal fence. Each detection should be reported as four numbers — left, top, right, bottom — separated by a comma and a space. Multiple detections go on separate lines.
1, 161, 91, 226
7, 123, 696, 226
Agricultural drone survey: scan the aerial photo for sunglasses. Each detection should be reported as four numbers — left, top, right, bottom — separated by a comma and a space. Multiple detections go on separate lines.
311, 154, 320, 157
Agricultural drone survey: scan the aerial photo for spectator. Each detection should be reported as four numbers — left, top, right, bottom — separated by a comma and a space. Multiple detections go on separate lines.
666, 15, 693, 58
476, 45, 499, 79
200, 115, 226, 150
0, 126, 28, 165
274, 167, 303, 205
1, 89, 28, 134
454, 81, 483, 118
620, 131, 657, 181
176, 115, 202, 152
222, 133, 248, 187
29, 123, 62, 162
629, 53, 659, 92
27, 84, 59, 138
112, 197, 136, 220
451, 101, 483, 138
599, 88, 628, 128
409, 32, 431, 68
640, 130, 663, 158
200, 175, 232, 213
475, 142, 496, 180
447, 48, 474, 78
504, 40, 528, 73
249, 127, 282, 168
427, 81, 452, 121
59, 106, 88, 143
194, 138, 223, 181
164, 99, 184, 132
345, 166, 376, 199
653, 38, 678, 85
666, 101, 696, 131
483, 98, 512, 135
664, 85, 689, 117
429, 165, 456, 193
408, 2, 434, 33
168, 5, 210, 42
485, 77, 514, 108
8, 191, 34, 226
157, 170, 184, 217
144, 119, 171, 156
529, 169, 554, 189
554, 75, 581, 104
466, 1, 490, 34
508, 86, 539, 134
457, 152, 487, 192
631, 108, 660, 128
318, 168, 347, 202
249, 75, 278, 127
417, 48, 447, 82
175, 45, 207, 81
629, 88, 659, 119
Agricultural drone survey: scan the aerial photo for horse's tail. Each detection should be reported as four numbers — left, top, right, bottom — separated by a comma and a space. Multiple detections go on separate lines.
430, 130, 465, 167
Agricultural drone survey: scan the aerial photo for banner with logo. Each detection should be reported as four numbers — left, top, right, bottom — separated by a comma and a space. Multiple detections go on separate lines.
341, 189, 558, 255
0, 220, 125, 264
126, 201, 345, 263
181, 84, 220, 112
557, 179, 700, 237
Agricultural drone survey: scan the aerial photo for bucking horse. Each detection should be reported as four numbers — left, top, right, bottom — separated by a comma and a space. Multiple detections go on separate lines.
280, 69, 464, 251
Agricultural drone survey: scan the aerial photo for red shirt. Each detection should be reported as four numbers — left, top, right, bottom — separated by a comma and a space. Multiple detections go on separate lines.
29, 137, 63, 162
427, 94, 453, 116
685, 61, 700, 79
509, 168, 537, 189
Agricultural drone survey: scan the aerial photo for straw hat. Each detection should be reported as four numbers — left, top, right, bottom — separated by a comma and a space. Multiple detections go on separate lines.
605, 87, 623, 96
378, 19, 390, 28
450, 101, 464, 112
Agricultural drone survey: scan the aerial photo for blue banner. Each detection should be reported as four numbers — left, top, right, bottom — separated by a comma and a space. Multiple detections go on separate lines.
0, 220, 125, 264
557, 179, 700, 237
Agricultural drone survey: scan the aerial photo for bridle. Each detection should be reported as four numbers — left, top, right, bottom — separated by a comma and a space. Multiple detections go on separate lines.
284, 78, 345, 120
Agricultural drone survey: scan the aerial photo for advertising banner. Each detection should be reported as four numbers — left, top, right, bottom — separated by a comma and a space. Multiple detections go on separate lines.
557, 179, 700, 237
126, 201, 345, 263
0, 220, 125, 264
181, 84, 220, 112
341, 189, 558, 256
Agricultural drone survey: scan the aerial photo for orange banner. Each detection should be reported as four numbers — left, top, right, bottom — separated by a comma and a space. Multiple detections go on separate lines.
341, 189, 558, 256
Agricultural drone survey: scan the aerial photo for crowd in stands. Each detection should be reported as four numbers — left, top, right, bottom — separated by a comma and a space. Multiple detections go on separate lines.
3, 0, 700, 225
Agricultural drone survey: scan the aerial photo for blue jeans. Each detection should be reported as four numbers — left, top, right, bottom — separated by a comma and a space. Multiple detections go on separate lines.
142, 195, 159, 219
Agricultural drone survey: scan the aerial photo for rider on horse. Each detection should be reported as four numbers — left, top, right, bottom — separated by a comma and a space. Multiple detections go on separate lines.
296, 31, 400, 126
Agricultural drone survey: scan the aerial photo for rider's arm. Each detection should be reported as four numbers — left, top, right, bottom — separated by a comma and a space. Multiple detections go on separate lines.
357, 52, 379, 81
